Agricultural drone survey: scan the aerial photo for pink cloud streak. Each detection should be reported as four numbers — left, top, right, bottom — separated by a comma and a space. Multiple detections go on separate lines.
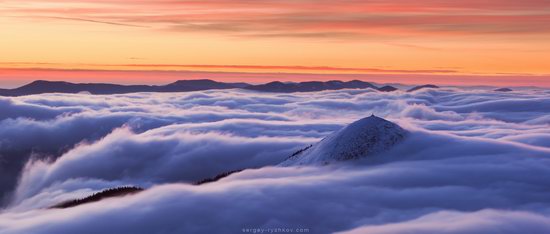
3, 0, 550, 39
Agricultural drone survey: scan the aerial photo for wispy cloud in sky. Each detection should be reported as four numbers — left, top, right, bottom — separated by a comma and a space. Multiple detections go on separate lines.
3, 0, 550, 39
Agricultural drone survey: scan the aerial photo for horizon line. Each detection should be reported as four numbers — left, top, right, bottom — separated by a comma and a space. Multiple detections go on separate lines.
0, 67, 549, 89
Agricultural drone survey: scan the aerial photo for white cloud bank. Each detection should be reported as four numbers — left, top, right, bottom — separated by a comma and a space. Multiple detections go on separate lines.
0, 87, 549, 233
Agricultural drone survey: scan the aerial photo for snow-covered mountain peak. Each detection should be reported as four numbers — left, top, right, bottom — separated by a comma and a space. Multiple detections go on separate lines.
281, 115, 408, 166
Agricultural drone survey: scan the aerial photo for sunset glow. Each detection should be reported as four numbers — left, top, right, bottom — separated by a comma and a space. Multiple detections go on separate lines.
1, 0, 549, 87
1, 2, 550, 233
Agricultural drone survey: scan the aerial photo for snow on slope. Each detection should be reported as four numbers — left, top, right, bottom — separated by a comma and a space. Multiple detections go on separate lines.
281, 115, 407, 166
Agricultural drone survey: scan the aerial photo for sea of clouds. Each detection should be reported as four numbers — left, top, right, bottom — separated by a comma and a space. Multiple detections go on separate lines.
0, 87, 549, 234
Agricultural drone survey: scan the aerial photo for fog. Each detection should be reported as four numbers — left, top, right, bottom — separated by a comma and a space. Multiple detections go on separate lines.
0, 87, 548, 233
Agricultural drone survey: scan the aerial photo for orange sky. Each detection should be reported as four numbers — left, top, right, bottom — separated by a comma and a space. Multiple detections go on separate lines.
1, 0, 549, 87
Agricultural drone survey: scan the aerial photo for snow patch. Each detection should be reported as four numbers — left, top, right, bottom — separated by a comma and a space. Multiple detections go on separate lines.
281, 115, 407, 165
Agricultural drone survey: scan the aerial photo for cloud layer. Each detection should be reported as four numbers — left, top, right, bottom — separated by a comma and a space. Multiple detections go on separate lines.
0, 86, 549, 233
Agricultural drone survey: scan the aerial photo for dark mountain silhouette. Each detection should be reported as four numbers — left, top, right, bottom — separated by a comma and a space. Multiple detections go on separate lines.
378, 85, 398, 92
158, 79, 237, 92
227, 82, 250, 88
49, 170, 252, 209
50, 186, 143, 209
494, 88, 513, 92
195, 169, 244, 185
0, 79, 410, 96
287, 144, 313, 160
407, 84, 439, 92
0, 79, 248, 96
1, 80, 153, 96
244, 80, 379, 93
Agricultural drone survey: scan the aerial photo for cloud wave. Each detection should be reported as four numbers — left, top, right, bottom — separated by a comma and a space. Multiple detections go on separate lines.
0, 86, 548, 233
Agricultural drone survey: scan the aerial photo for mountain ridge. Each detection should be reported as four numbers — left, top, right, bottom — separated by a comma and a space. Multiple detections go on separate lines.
50, 186, 144, 209
407, 84, 439, 92
281, 115, 408, 166
0, 79, 408, 96
0, 79, 243, 96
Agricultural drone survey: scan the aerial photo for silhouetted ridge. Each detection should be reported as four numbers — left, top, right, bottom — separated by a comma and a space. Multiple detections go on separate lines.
5, 80, 153, 96
287, 144, 313, 160
160, 79, 237, 92
495, 88, 513, 92
378, 85, 398, 92
0, 79, 249, 96
0, 79, 408, 96
195, 169, 244, 185
407, 84, 439, 92
227, 82, 250, 88
244, 80, 378, 93
281, 115, 407, 166
50, 186, 143, 209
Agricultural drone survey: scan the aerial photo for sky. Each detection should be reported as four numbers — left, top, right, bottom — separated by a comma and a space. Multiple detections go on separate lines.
1, 0, 550, 87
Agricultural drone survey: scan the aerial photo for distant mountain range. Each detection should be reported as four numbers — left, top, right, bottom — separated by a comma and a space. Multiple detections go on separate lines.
245, 80, 380, 93
406, 84, 439, 92
494, 88, 513, 92
0, 79, 246, 96
0, 79, 441, 96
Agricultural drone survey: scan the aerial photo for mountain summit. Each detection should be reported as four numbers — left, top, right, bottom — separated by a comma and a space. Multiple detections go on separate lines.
281, 115, 407, 166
